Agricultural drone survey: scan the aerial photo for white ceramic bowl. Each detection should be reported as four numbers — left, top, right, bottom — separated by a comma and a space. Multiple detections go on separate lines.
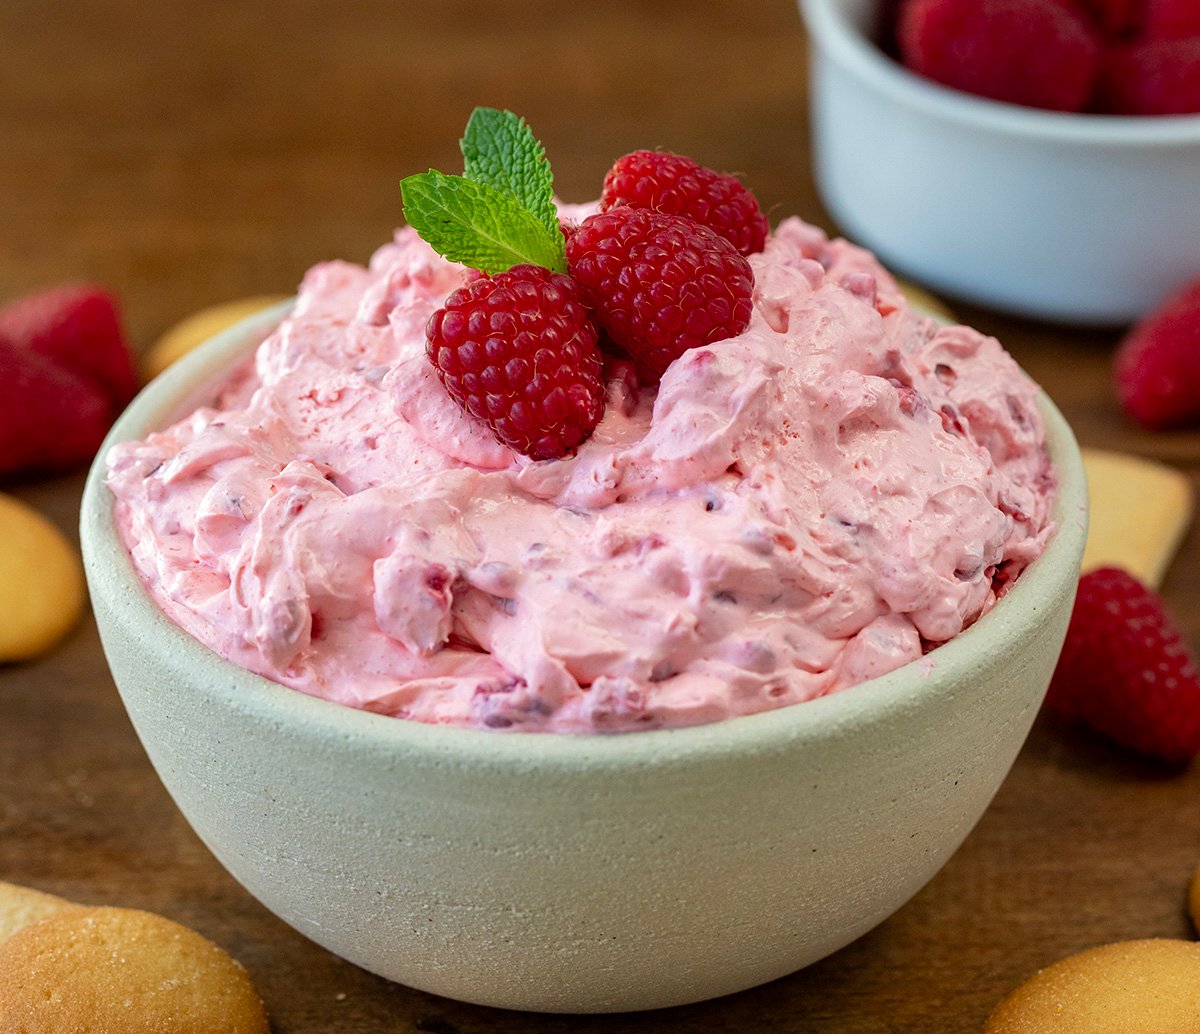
800, 0, 1200, 325
81, 307, 1087, 1013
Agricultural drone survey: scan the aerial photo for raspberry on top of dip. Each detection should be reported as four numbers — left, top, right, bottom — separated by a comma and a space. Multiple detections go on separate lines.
107, 209, 1055, 732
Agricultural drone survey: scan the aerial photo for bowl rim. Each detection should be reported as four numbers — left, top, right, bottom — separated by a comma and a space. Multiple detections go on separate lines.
81, 303, 1088, 771
800, 0, 1200, 146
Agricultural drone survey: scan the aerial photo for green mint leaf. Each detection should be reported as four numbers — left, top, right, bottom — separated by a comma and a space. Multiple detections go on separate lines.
460, 107, 558, 238
401, 170, 566, 275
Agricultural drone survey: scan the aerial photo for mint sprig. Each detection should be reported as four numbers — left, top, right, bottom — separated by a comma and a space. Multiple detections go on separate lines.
401, 107, 566, 275
461, 108, 559, 239
400, 171, 566, 274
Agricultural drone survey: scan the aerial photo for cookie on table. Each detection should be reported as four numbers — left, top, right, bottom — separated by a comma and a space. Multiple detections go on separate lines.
1080, 448, 1193, 589
0, 493, 86, 663
0, 881, 77, 945
143, 295, 289, 380
983, 938, 1200, 1032
0, 905, 270, 1033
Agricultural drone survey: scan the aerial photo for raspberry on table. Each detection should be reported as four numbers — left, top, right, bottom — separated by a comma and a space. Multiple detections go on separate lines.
1097, 36, 1200, 114
1046, 567, 1200, 764
425, 264, 605, 461
1114, 276, 1200, 429
565, 207, 754, 380
0, 283, 137, 413
897, 0, 1102, 112
0, 335, 112, 477
599, 150, 769, 256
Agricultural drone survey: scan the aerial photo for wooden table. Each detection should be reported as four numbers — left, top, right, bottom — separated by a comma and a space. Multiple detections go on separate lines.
2, 2, 1197, 1030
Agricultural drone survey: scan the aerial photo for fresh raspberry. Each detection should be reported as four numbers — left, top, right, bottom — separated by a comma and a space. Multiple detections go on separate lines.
1114, 276, 1200, 428
565, 207, 754, 380
598, 150, 769, 256
1145, 0, 1200, 39
1046, 567, 1200, 764
425, 264, 604, 460
1097, 36, 1200, 114
897, 0, 1102, 112
0, 283, 137, 413
0, 334, 112, 477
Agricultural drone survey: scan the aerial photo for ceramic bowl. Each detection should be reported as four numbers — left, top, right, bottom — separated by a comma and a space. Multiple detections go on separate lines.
81, 306, 1087, 1013
800, 0, 1200, 325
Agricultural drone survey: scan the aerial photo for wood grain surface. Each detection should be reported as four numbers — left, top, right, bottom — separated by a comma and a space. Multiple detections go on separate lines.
2, 2, 1198, 1031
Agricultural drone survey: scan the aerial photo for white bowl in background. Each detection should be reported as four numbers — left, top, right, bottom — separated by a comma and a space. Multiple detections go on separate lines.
81, 308, 1087, 1012
800, 0, 1200, 326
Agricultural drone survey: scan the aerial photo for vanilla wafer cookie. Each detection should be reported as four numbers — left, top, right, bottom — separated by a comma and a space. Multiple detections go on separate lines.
0, 881, 76, 945
983, 939, 1200, 1032
1080, 448, 1192, 588
0, 494, 85, 662
0, 905, 270, 1033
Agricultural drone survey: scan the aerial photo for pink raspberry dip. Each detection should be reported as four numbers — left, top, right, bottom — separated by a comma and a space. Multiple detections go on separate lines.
107, 210, 1055, 732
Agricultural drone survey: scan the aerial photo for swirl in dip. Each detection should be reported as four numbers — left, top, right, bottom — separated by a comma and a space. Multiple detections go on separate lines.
107, 208, 1055, 732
